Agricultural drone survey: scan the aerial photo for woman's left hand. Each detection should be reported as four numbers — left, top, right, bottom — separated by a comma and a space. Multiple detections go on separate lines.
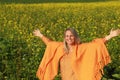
109, 28, 120, 38
105, 28, 120, 41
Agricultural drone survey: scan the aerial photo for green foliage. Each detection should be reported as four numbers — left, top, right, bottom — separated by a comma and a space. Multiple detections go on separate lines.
0, 0, 113, 4
0, 1, 120, 80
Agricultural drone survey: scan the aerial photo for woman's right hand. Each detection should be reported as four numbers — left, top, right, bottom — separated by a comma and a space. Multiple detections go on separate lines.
33, 29, 43, 38
33, 29, 52, 45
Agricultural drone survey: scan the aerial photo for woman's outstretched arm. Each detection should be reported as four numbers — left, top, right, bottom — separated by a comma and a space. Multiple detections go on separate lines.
33, 29, 52, 45
105, 29, 120, 41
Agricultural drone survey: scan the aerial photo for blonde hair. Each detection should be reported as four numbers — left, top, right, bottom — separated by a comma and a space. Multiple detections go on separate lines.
63, 28, 81, 53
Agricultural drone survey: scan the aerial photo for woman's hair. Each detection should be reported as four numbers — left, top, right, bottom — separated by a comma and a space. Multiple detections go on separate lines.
63, 28, 81, 53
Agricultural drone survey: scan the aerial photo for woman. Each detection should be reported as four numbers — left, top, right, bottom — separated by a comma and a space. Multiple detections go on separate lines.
33, 28, 120, 80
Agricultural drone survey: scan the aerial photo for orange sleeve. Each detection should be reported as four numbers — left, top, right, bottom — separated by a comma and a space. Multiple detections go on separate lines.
41, 36, 52, 45
73, 38, 111, 80
36, 41, 62, 80
92, 38, 107, 43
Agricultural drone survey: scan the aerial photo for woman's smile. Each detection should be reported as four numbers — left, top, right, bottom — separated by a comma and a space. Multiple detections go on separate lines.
65, 30, 75, 46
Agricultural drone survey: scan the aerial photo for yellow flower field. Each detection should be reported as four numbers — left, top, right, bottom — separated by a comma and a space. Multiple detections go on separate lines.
0, 1, 120, 80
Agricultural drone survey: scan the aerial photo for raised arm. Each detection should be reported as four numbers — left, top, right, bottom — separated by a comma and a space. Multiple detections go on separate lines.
105, 29, 120, 41
33, 29, 52, 45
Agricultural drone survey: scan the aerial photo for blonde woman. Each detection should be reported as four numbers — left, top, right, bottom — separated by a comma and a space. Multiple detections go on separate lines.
33, 28, 120, 80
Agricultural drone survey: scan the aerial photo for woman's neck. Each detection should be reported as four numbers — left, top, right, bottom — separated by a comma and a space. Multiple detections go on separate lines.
68, 45, 75, 53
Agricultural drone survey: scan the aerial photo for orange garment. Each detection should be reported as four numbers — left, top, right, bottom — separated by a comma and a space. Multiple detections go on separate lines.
36, 36, 111, 80
60, 50, 77, 80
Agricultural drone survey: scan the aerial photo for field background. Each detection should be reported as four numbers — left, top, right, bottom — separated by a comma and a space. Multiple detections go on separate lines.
0, 0, 115, 3
0, 0, 120, 80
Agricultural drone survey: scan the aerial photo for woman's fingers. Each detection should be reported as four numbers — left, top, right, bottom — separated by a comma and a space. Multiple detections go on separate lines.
114, 29, 120, 36
110, 28, 113, 32
33, 29, 42, 37
117, 29, 120, 34
109, 28, 120, 37
33, 29, 39, 36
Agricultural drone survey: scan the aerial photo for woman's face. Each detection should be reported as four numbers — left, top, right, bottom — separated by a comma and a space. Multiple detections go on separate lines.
65, 30, 75, 46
